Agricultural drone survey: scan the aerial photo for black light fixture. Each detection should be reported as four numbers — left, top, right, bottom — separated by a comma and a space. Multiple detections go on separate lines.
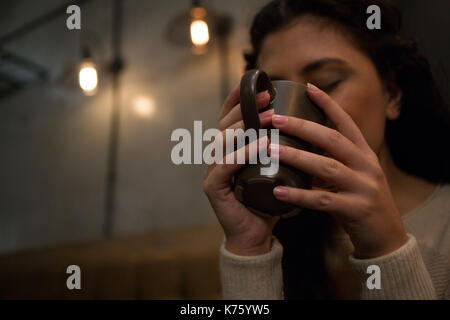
103, 0, 125, 237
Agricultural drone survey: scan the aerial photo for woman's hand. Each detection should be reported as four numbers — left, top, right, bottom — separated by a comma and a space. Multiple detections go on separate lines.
271, 83, 408, 259
203, 84, 280, 256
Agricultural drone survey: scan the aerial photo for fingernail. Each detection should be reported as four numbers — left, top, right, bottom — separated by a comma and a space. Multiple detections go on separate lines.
272, 114, 288, 126
273, 186, 288, 199
307, 83, 320, 92
259, 109, 274, 121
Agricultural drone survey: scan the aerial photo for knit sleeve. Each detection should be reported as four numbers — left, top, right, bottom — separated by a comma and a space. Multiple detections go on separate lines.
348, 234, 437, 299
219, 236, 284, 300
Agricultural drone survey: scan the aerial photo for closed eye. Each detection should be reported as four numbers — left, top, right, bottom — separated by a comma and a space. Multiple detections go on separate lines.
318, 80, 341, 92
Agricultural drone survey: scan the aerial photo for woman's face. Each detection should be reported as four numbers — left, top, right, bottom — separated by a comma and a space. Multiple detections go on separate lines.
257, 15, 401, 155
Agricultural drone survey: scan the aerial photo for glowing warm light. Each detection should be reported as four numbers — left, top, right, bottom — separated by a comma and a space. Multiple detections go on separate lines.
133, 96, 155, 117
79, 61, 98, 95
190, 19, 209, 46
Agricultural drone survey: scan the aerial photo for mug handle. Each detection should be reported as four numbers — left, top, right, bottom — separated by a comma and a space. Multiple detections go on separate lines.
239, 69, 276, 131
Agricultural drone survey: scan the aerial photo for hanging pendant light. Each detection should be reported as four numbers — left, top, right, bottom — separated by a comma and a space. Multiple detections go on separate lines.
189, 5, 209, 54
78, 46, 98, 96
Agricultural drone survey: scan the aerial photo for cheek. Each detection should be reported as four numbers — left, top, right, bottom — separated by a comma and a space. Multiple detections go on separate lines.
334, 89, 387, 153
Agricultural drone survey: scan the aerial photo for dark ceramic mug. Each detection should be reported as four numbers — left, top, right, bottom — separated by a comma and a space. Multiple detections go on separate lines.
233, 69, 327, 218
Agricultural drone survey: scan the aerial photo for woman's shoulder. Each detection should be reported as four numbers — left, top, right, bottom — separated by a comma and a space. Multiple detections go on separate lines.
429, 183, 450, 229
403, 183, 450, 254
431, 183, 450, 209
407, 183, 450, 218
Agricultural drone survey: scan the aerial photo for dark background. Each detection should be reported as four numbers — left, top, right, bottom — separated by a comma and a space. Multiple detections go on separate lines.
396, 0, 450, 108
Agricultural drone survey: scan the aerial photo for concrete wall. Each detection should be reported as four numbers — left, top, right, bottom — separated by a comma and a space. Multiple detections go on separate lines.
0, 0, 268, 254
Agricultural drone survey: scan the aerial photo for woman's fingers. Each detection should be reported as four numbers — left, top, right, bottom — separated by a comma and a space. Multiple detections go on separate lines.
205, 108, 273, 182
205, 136, 269, 190
226, 108, 274, 132
273, 186, 355, 219
306, 83, 374, 155
270, 144, 365, 191
220, 109, 273, 154
219, 91, 271, 131
219, 82, 241, 121
272, 114, 368, 170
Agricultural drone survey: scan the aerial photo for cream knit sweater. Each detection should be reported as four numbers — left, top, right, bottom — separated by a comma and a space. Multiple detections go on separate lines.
220, 184, 450, 299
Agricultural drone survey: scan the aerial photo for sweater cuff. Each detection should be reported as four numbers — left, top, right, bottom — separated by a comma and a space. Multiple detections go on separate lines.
219, 236, 284, 300
349, 234, 436, 300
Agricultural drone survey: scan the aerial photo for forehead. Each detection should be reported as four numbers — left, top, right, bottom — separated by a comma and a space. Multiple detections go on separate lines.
257, 15, 368, 74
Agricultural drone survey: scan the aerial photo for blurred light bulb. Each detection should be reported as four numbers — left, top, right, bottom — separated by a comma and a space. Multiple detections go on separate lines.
190, 19, 209, 46
79, 61, 98, 95
133, 96, 155, 118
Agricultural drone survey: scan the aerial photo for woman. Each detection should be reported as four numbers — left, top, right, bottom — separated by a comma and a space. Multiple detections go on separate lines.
203, 0, 450, 299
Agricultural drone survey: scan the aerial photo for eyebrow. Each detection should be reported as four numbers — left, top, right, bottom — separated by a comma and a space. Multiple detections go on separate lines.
301, 57, 348, 74
269, 58, 349, 81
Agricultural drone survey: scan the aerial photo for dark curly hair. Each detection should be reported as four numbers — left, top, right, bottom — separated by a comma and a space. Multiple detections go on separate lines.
244, 0, 450, 299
